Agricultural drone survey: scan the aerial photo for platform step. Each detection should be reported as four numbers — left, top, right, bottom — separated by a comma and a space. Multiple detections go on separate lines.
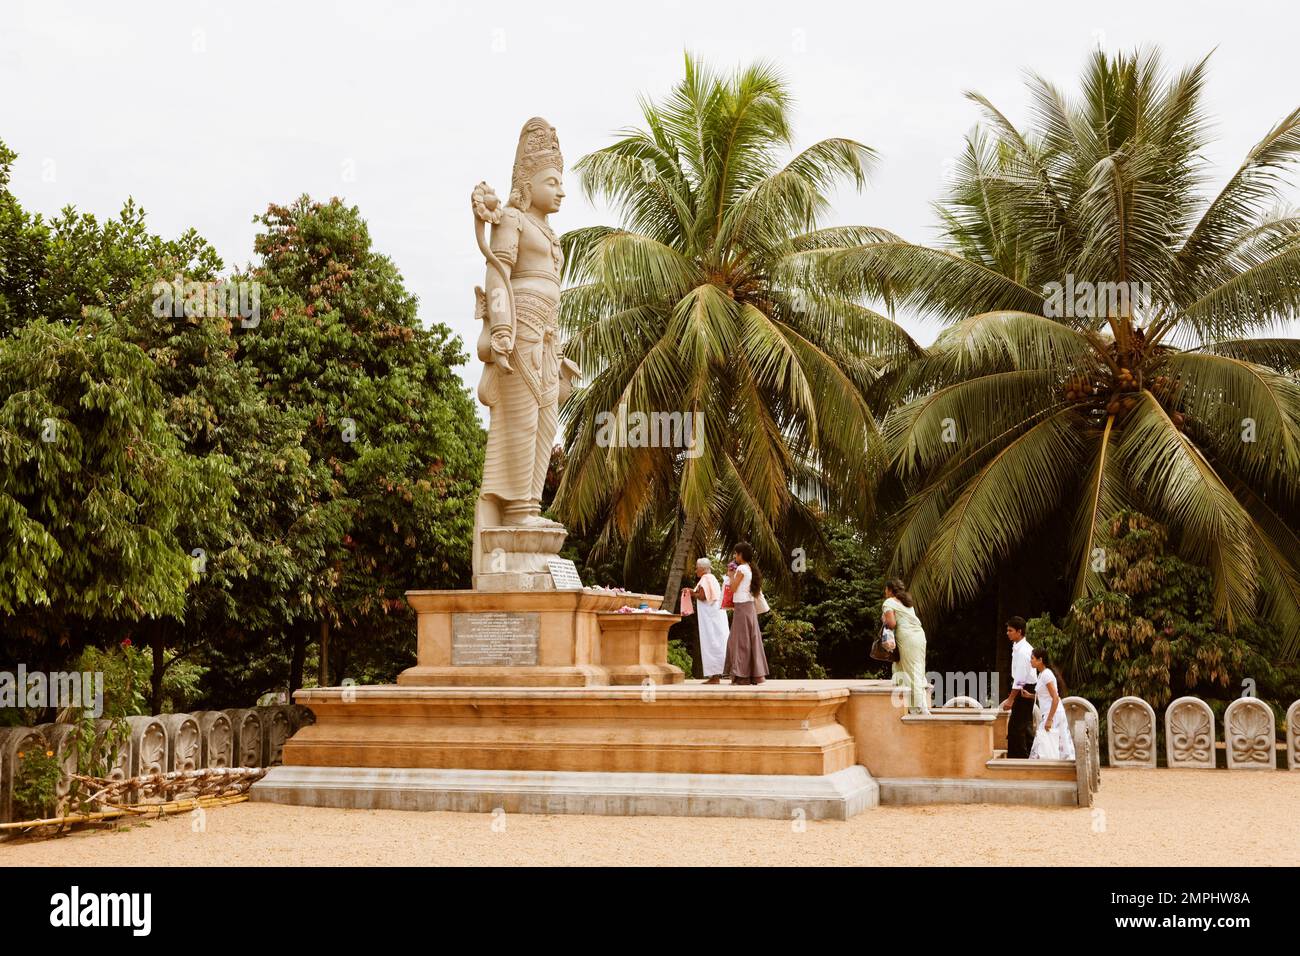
251, 765, 880, 820
876, 776, 1078, 807
986, 756, 1076, 771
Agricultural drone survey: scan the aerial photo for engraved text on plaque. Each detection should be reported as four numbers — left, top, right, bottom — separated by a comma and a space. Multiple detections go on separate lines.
451, 612, 541, 666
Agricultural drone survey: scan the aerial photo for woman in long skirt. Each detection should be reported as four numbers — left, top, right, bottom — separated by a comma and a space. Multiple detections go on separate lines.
723, 542, 769, 685
882, 578, 930, 713
690, 558, 729, 684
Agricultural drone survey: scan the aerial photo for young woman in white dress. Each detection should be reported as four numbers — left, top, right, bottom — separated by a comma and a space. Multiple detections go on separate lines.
1028, 648, 1075, 760
689, 558, 729, 684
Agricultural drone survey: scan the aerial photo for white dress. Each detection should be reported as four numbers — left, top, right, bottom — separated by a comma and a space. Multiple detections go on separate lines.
694, 573, 729, 678
1029, 669, 1075, 760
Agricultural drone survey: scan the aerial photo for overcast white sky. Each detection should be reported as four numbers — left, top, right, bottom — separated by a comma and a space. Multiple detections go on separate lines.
4, 0, 1299, 388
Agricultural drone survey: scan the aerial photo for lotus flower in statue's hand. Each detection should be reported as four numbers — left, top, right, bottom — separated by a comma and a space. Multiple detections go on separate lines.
472, 182, 503, 224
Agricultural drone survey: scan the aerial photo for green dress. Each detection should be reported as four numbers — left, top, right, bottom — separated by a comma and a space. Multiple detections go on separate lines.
884, 596, 930, 713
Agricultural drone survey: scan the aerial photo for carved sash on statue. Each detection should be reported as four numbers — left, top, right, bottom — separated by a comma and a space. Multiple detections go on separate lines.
470, 118, 580, 590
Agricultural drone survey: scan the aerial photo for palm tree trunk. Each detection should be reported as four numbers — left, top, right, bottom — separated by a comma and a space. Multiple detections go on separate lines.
661, 512, 700, 612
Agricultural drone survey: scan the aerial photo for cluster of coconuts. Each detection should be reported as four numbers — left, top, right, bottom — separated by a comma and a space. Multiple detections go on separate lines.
1103, 367, 1142, 416
1063, 375, 1103, 401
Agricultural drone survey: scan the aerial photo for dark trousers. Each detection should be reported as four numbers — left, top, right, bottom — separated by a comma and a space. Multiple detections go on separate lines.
1007, 687, 1036, 758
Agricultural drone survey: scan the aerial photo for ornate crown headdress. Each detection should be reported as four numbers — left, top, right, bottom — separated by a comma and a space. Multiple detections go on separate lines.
508, 117, 563, 209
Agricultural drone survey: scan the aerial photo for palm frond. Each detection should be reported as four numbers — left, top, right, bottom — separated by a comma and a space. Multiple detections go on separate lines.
1116, 390, 1258, 625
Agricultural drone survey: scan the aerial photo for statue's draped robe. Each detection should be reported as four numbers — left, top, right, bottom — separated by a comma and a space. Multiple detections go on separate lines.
473, 206, 564, 576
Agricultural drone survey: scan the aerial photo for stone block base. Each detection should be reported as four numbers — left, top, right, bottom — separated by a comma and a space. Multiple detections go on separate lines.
250, 765, 878, 820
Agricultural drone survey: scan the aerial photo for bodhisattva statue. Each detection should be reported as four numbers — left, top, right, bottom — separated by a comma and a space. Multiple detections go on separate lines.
470, 117, 579, 586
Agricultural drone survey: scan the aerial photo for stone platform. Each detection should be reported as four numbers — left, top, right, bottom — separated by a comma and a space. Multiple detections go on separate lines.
271, 682, 858, 775
250, 679, 1087, 818
255, 681, 874, 819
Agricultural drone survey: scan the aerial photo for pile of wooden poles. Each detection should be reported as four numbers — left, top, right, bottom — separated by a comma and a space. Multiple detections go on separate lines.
0, 766, 267, 835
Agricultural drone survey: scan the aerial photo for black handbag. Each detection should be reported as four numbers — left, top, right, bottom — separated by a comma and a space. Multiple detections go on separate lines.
870, 626, 900, 663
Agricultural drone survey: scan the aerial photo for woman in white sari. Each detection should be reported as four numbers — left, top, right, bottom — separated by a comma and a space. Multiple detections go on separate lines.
1029, 648, 1075, 760
690, 558, 728, 684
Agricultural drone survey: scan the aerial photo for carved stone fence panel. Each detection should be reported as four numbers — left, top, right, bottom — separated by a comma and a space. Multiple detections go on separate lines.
1224, 698, 1277, 770
224, 709, 263, 768
1106, 697, 1157, 768
1288, 701, 1300, 773
194, 711, 233, 769
158, 714, 201, 772
1164, 697, 1216, 769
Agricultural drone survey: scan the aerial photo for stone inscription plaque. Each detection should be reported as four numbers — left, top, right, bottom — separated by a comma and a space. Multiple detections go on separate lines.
451, 612, 540, 666
547, 557, 583, 590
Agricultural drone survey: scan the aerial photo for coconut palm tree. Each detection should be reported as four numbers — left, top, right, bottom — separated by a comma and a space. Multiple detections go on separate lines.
555, 55, 919, 606
805, 48, 1300, 654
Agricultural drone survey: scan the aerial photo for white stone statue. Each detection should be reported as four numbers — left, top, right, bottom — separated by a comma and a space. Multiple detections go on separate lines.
470, 117, 580, 587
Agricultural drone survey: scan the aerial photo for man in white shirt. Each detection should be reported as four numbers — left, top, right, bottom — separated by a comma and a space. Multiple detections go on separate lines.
999, 616, 1036, 758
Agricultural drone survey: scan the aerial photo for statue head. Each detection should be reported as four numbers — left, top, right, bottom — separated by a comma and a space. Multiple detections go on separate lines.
508, 117, 565, 214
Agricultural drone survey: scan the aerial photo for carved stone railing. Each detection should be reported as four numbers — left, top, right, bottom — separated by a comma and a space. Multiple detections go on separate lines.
0, 703, 314, 824
1096, 694, 1288, 772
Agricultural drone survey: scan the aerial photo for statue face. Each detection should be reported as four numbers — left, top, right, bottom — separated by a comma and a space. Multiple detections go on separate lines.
528, 167, 565, 214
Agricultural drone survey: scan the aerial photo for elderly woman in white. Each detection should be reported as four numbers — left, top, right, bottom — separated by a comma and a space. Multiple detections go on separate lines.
689, 558, 729, 684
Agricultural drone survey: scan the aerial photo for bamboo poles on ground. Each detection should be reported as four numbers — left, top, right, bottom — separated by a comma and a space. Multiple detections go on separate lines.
0, 767, 266, 835
0, 794, 249, 832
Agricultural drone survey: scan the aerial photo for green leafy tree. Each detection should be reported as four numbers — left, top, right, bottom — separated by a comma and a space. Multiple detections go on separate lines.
812, 49, 1300, 654
760, 611, 827, 679
0, 316, 216, 673
239, 197, 483, 690
101, 271, 333, 711
555, 55, 920, 608
776, 518, 889, 677
0, 139, 220, 334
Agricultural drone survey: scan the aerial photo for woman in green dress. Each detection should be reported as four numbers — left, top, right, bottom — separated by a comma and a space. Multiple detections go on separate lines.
882, 578, 930, 714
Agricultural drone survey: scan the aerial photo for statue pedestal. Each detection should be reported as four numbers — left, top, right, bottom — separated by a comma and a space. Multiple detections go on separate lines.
396, 589, 684, 687
474, 526, 567, 592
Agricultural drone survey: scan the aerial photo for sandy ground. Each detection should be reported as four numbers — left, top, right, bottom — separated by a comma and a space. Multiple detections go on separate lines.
3, 769, 1296, 866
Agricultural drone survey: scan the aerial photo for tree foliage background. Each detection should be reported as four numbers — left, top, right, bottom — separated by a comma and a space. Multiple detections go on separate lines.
0, 140, 483, 711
